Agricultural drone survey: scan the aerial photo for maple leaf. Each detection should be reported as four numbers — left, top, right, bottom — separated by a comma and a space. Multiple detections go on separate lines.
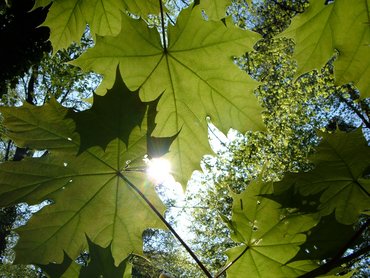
0, 72, 167, 265
38, 252, 73, 278
79, 237, 132, 278
39, 237, 132, 278
198, 0, 231, 21
34, 0, 161, 51
280, 0, 370, 97
74, 5, 263, 185
289, 214, 356, 262
225, 180, 318, 277
273, 130, 370, 225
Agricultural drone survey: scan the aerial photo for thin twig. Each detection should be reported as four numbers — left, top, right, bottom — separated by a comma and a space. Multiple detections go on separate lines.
117, 172, 212, 278
165, 12, 176, 25
159, 0, 167, 52
207, 124, 228, 149
336, 93, 370, 129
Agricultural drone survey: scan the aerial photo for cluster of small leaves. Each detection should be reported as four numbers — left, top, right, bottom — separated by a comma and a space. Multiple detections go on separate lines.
229, 0, 308, 36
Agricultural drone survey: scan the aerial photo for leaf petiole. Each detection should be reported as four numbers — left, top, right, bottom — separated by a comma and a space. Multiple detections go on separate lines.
117, 172, 212, 278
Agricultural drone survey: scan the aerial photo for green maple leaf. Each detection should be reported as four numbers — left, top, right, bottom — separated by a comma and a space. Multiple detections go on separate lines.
74, 6, 263, 185
39, 252, 73, 278
273, 130, 370, 225
61, 263, 81, 278
198, 0, 231, 20
79, 237, 132, 278
0, 72, 166, 265
122, 0, 163, 16
39, 238, 132, 278
34, 0, 161, 51
289, 214, 356, 262
225, 180, 318, 277
280, 0, 370, 97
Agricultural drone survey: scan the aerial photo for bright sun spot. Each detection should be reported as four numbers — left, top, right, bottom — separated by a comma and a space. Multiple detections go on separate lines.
146, 158, 172, 184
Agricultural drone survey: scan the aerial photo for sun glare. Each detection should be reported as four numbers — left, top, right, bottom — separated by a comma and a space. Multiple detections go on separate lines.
146, 158, 172, 184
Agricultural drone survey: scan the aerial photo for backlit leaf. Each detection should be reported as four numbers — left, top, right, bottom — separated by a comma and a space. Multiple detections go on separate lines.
225, 180, 318, 277
280, 0, 370, 97
273, 130, 370, 224
0, 72, 166, 265
74, 6, 263, 185
198, 0, 232, 20
34, 0, 160, 51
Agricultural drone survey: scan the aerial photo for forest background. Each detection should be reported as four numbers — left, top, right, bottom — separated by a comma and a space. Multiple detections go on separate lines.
0, 0, 369, 277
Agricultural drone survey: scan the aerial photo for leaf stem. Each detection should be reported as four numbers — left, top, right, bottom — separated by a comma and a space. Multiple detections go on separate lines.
159, 0, 167, 52
117, 172, 212, 278
214, 245, 250, 278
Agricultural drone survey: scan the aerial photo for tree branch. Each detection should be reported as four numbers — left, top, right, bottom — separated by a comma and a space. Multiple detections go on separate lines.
336, 93, 370, 129
26, 66, 38, 105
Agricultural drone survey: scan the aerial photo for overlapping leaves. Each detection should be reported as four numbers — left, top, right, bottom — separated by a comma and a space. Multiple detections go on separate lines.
280, 0, 370, 97
0, 72, 166, 265
34, 0, 161, 51
273, 130, 370, 225
39, 238, 132, 278
225, 180, 318, 277
75, 5, 263, 185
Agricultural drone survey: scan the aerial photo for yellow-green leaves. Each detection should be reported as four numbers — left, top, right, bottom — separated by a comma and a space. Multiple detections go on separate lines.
75, 6, 263, 185
198, 0, 232, 20
34, 0, 160, 51
0, 73, 166, 265
36, 0, 123, 51
225, 181, 318, 277
280, 0, 370, 97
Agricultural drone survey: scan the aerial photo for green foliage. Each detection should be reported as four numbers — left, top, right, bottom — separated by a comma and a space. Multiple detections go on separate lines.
280, 0, 370, 97
0, 72, 166, 265
0, 0, 369, 277
199, 0, 231, 20
39, 238, 132, 278
39, 252, 73, 278
79, 238, 132, 278
225, 180, 318, 277
273, 130, 370, 225
0, 0, 51, 93
34, 0, 161, 52
290, 214, 357, 261
74, 5, 263, 184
